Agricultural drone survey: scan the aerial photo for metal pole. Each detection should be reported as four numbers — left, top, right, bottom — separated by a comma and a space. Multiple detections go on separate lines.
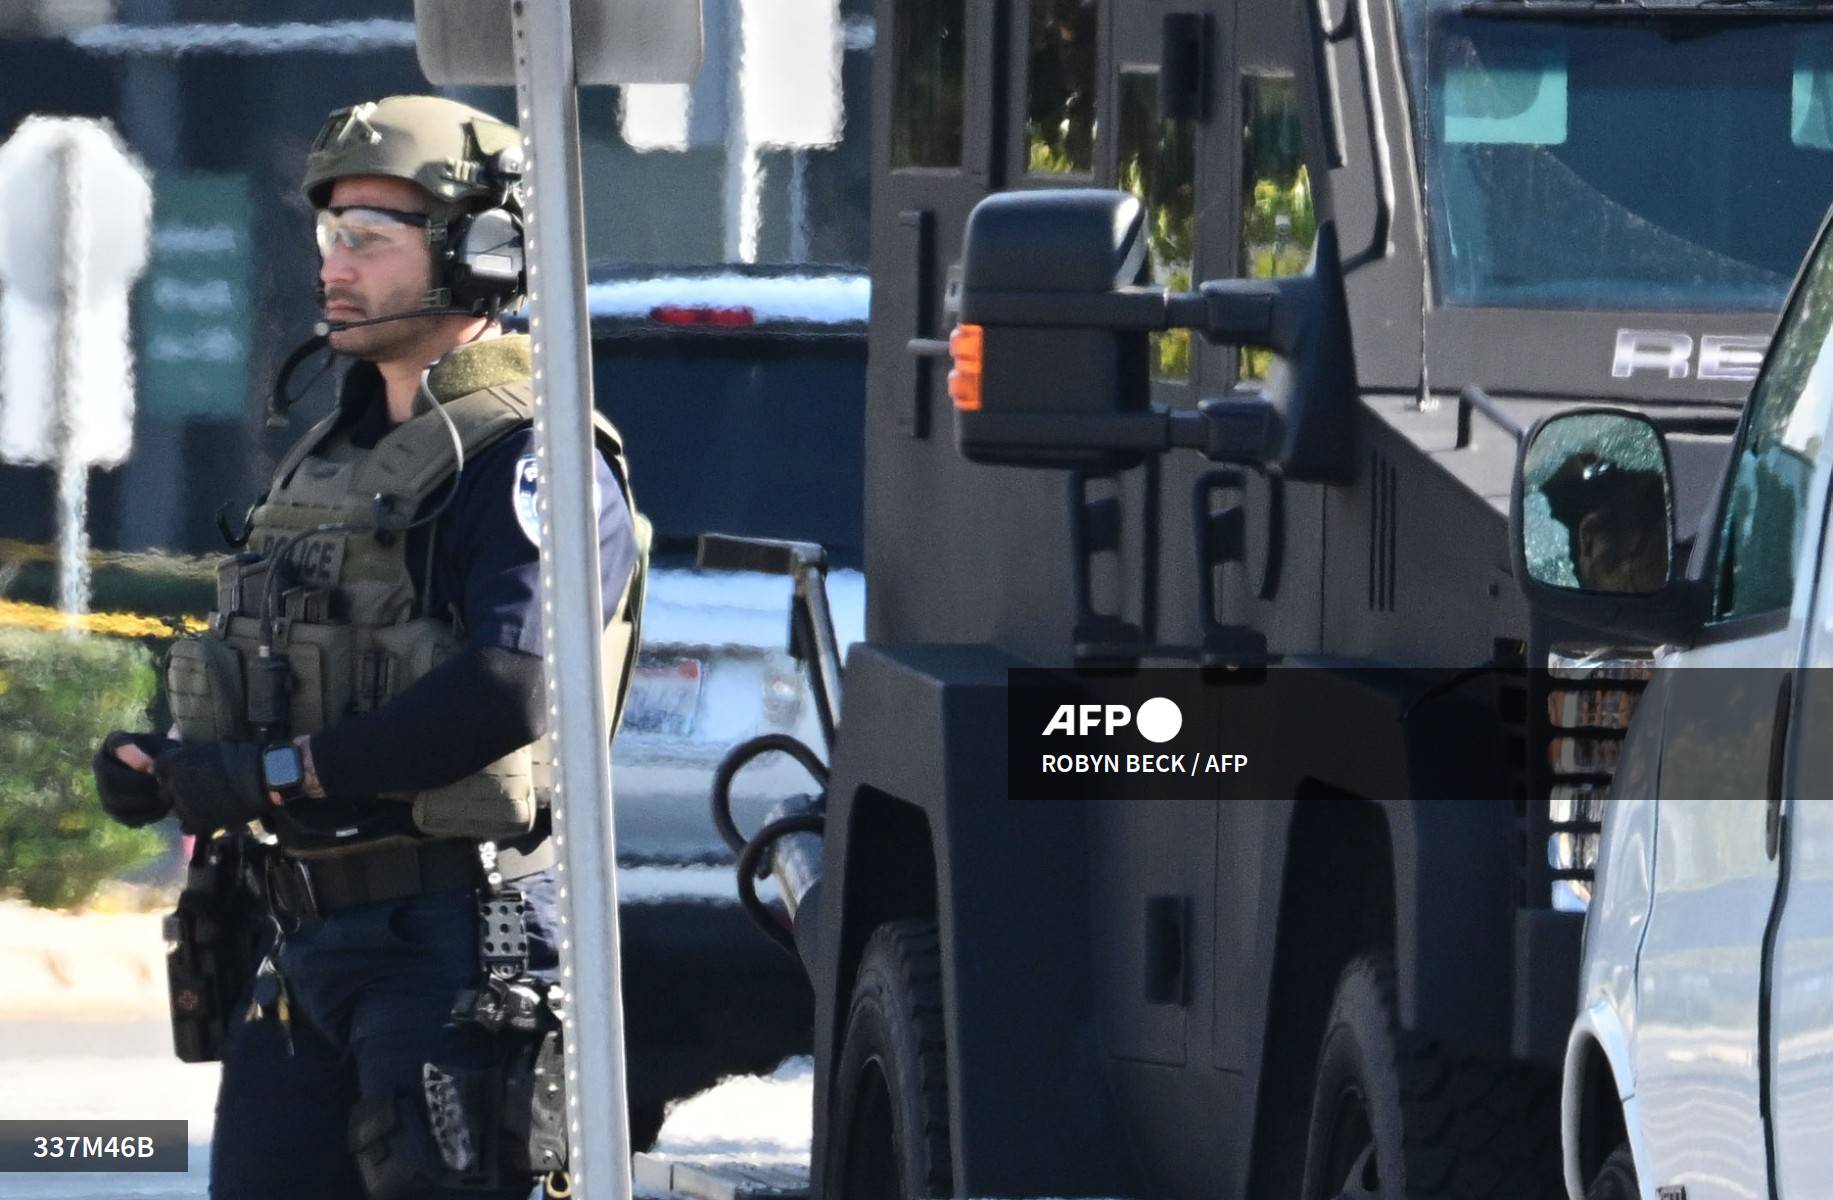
50, 132, 90, 621
721, 0, 759, 263
788, 149, 809, 264
510, 3, 633, 1198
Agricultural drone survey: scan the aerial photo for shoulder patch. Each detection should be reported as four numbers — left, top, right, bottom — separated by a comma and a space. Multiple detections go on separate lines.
513, 452, 541, 547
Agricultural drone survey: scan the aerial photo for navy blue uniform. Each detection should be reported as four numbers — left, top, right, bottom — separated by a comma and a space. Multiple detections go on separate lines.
360, 373, 637, 658
211, 362, 635, 1200
212, 876, 563, 1199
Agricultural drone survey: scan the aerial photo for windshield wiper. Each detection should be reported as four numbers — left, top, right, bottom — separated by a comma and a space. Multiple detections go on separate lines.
1461, 0, 1833, 19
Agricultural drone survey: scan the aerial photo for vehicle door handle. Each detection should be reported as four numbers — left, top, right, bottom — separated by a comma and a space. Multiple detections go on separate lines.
1144, 895, 1189, 1006
897, 209, 935, 439
1767, 672, 1793, 861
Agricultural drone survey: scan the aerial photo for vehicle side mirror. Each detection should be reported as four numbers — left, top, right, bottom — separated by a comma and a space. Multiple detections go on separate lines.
1512, 408, 1698, 639
951, 190, 1158, 471
949, 188, 1357, 483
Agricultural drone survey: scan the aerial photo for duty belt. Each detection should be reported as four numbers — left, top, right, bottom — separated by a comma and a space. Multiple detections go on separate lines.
264, 837, 557, 922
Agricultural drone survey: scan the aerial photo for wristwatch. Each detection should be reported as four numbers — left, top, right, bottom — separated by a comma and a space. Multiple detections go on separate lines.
261, 742, 308, 804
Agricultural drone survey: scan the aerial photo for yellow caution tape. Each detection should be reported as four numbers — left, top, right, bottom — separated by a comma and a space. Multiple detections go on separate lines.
0, 598, 205, 639
0, 539, 216, 580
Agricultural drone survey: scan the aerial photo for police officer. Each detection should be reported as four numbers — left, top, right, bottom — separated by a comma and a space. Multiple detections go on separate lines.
91, 95, 642, 1199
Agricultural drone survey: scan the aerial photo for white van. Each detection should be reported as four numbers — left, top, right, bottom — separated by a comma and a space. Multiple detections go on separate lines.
1516, 207, 1833, 1200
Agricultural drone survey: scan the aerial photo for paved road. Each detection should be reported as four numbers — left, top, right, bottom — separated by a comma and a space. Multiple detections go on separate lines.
0, 1021, 215, 1198
0, 1019, 811, 1199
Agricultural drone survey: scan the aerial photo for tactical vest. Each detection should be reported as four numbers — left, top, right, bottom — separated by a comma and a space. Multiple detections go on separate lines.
165, 336, 649, 852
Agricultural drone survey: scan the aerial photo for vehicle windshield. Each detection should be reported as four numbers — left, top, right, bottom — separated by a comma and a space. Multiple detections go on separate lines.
1400, 4, 1833, 311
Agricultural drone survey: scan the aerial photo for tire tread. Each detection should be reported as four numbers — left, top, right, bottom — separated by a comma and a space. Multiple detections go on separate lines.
1325, 954, 1562, 1200
876, 918, 951, 1197
835, 918, 952, 1200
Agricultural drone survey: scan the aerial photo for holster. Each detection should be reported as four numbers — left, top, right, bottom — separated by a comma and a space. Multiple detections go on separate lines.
164, 834, 264, 1063
450, 974, 569, 1179
351, 980, 568, 1200
503, 1025, 568, 1178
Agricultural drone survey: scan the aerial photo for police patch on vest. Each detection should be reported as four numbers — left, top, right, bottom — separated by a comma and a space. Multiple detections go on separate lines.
250, 530, 346, 587
514, 453, 541, 546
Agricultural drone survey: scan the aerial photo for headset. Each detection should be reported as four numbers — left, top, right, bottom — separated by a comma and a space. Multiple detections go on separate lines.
274, 138, 528, 424
423, 135, 528, 318
317, 141, 527, 334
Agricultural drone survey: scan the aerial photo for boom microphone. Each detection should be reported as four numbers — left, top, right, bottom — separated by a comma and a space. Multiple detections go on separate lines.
313, 306, 478, 336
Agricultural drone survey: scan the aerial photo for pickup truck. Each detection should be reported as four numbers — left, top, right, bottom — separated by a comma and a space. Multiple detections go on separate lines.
572, 265, 868, 1145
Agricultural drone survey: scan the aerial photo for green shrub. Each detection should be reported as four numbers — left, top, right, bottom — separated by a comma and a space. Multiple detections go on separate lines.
0, 626, 165, 908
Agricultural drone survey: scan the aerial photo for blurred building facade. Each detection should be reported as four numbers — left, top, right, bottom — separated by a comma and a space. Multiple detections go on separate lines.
0, 0, 871, 558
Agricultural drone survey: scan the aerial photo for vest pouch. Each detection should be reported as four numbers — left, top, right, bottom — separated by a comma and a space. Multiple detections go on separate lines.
366, 619, 537, 840
406, 746, 538, 841
165, 634, 247, 744
212, 616, 356, 740
276, 621, 356, 737
366, 618, 464, 703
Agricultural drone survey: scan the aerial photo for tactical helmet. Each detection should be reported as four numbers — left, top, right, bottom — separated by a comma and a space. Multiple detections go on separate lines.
302, 95, 524, 215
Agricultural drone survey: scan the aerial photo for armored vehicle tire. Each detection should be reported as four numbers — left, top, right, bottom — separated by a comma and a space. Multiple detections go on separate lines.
826, 919, 952, 1200
1584, 1145, 1637, 1200
1299, 954, 1562, 1200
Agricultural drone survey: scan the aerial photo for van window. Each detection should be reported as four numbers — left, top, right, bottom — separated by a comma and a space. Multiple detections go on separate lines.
891, 0, 965, 168
1715, 233, 1833, 618
1240, 72, 1317, 382
1117, 69, 1194, 381
1026, 0, 1098, 174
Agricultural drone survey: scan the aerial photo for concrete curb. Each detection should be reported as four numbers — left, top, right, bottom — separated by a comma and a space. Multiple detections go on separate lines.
0, 901, 170, 1022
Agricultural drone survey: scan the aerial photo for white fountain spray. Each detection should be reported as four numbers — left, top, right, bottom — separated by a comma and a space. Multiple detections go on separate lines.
0, 117, 153, 621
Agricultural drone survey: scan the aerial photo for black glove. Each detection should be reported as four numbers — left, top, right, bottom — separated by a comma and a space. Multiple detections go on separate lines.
154, 741, 273, 836
93, 731, 178, 828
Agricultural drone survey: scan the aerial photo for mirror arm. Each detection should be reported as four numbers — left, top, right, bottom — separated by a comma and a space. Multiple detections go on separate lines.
1191, 399, 1279, 463
964, 410, 1178, 455
963, 401, 1278, 467
1184, 280, 1280, 348
960, 286, 1170, 330
969, 404, 1278, 466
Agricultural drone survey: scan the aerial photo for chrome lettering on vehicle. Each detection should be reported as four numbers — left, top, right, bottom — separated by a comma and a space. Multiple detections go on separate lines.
1695, 335, 1768, 382
1612, 330, 1770, 383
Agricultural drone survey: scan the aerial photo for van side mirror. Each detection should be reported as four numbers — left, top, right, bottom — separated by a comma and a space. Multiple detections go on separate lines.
1512, 409, 1699, 639
950, 188, 1358, 483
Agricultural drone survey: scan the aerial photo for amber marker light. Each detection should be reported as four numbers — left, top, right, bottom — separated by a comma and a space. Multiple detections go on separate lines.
948, 323, 984, 412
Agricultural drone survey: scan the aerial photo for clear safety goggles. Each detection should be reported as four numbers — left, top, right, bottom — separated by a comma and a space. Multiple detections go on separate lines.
314, 205, 431, 259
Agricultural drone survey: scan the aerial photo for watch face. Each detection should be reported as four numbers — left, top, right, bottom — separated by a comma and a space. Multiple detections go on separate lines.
262, 745, 304, 792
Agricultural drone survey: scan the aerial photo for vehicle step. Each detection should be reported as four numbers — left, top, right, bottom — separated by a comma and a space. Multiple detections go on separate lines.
633, 1152, 811, 1200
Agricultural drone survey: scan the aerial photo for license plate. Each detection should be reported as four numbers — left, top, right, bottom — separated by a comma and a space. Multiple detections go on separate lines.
623, 657, 704, 736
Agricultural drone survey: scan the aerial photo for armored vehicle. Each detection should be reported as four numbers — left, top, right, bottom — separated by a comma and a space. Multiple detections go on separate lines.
683, 2, 1833, 1199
